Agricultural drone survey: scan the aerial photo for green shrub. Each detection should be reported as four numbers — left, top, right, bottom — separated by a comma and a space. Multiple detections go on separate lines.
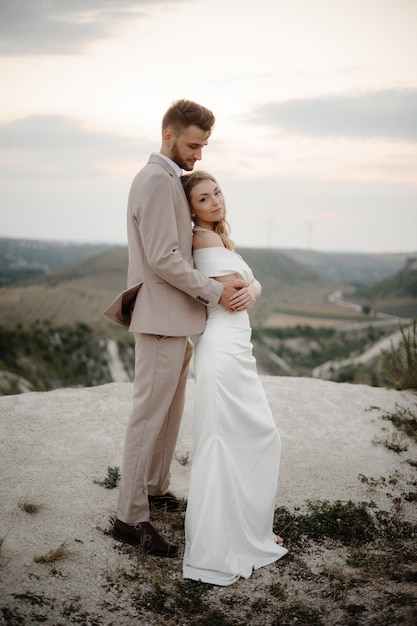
0, 321, 134, 393
274, 500, 378, 547
381, 319, 417, 390
93, 466, 121, 489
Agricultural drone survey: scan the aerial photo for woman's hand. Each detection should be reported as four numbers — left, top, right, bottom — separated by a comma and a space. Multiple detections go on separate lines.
229, 279, 261, 311
219, 278, 247, 312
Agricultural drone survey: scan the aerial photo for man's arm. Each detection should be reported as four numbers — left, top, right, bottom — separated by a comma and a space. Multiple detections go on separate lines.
135, 170, 223, 307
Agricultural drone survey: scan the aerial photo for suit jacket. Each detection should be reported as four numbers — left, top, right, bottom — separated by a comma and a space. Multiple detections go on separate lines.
104, 154, 223, 335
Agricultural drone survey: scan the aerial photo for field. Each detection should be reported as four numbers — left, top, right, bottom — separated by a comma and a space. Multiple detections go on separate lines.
0, 282, 119, 331
264, 304, 372, 329
0, 247, 127, 337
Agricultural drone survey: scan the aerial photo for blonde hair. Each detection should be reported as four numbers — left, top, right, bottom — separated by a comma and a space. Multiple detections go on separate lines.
181, 171, 235, 251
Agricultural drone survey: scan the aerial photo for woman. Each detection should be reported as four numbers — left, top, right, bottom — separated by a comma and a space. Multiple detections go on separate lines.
181, 171, 288, 586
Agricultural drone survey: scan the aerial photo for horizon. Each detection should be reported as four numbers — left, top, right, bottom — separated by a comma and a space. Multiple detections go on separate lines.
1, 233, 416, 258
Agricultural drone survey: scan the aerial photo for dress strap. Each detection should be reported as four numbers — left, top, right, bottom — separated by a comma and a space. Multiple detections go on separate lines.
193, 225, 213, 233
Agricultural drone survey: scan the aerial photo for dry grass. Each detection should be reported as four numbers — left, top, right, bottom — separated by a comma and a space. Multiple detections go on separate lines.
5, 486, 415, 625
33, 542, 75, 565
18, 499, 43, 514
99, 493, 417, 626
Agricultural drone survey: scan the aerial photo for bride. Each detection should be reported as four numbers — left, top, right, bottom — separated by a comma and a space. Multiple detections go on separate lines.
181, 171, 288, 586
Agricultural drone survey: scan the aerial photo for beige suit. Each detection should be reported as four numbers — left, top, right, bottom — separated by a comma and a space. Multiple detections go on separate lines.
104, 154, 223, 524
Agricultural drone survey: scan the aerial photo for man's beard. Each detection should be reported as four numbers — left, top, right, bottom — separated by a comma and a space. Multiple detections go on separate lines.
170, 141, 195, 171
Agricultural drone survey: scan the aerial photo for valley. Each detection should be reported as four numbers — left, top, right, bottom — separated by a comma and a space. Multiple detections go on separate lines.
0, 239, 415, 394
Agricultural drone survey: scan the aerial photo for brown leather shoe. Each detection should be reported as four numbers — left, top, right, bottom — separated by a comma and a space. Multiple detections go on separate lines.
112, 519, 178, 558
148, 491, 183, 512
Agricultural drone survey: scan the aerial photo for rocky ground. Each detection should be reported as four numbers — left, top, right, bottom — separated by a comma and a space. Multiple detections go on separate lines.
1, 378, 416, 625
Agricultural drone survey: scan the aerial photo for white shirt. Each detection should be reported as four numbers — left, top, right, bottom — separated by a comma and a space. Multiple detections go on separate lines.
153, 152, 182, 178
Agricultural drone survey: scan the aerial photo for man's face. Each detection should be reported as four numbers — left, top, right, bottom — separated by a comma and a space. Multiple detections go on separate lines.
164, 125, 211, 171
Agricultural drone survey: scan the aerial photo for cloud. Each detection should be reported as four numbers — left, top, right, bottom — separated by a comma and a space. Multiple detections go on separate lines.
246, 88, 417, 143
0, 0, 187, 55
0, 115, 151, 179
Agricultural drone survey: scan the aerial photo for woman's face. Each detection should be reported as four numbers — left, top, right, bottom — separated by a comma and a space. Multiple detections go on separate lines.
189, 178, 224, 230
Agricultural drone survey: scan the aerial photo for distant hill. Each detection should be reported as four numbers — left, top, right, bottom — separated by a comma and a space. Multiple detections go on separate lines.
278, 248, 414, 285
0, 246, 341, 393
4, 242, 410, 330
0, 237, 115, 286
1, 237, 412, 287
359, 258, 417, 298
0, 246, 128, 334
0, 237, 115, 272
0, 245, 342, 330
350, 257, 417, 318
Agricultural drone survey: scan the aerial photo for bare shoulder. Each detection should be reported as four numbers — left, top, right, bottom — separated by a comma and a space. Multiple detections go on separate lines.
193, 230, 224, 249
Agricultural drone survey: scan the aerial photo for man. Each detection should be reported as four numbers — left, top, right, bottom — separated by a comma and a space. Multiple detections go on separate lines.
104, 99, 246, 557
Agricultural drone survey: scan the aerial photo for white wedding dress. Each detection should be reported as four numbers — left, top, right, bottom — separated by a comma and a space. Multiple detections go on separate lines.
183, 242, 288, 586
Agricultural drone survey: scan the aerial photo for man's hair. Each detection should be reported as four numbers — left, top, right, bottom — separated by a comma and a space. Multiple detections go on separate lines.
162, 99, 215, 136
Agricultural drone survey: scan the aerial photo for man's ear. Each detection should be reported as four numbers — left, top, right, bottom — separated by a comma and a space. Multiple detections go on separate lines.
162, 127, 174, 147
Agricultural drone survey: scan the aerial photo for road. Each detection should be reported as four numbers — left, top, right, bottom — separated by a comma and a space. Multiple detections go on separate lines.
313, 291, 413, 379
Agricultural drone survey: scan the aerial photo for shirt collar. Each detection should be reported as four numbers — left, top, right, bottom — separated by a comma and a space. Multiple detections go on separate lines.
154, 152, 183, 178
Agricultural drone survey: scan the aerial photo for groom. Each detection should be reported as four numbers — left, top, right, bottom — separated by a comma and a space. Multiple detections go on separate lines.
104, 99, 245, 557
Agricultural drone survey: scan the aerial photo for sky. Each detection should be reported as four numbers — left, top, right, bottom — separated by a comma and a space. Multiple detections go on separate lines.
0, 0, 416, 253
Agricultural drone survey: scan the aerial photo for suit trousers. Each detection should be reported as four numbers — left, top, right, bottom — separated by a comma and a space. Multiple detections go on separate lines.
117, 333, 193, 524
